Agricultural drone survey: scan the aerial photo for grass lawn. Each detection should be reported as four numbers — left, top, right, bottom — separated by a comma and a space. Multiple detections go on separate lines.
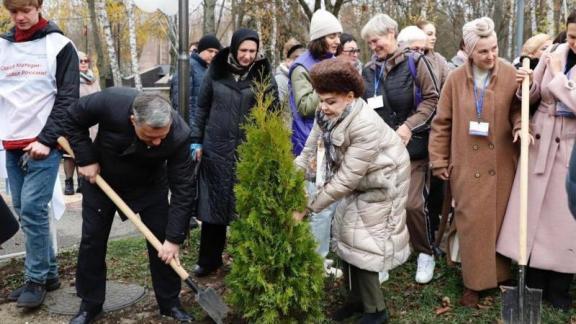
1, 228, 575, 323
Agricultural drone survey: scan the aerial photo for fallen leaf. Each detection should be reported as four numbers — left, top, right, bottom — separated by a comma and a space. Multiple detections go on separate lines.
435, 306, 452, 315
441, 296, 452, 307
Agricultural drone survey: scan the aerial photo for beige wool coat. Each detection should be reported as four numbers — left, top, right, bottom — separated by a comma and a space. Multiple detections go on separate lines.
295, 99, 411, 273
497, 43, 576, 273
429, 59, 521, 290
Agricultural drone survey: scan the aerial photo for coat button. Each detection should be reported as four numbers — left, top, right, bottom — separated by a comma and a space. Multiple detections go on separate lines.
535, 134, 541, 140
473, 144, 479, 151
489, 170, 496, 176
489, 143, 494, 150
475, 172, 481, 178
556, 137, 560, 143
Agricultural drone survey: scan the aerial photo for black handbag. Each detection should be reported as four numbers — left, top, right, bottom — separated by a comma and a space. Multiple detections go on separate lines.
0, 195, 19, 245
406, 131, 430, 161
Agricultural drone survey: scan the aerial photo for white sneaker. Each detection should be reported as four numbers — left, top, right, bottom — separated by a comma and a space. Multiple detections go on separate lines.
379, 271, 389, 284
415, 253, 435, 284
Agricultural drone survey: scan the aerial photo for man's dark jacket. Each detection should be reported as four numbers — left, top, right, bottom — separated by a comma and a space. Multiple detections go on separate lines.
65, 87, 195, 243
1, 21, 79, 147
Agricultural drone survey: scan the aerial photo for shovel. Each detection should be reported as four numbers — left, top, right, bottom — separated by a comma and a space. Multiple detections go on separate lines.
57, 137, 228, 324
500, 57, 542, 324
433, 181, 452, 258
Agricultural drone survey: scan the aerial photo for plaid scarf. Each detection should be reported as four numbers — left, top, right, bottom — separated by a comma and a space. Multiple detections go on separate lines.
315, 102, 354, 183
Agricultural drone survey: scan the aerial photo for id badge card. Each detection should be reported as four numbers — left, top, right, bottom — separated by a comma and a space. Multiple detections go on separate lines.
367, 96, 384, 110
469, 121, 489, 136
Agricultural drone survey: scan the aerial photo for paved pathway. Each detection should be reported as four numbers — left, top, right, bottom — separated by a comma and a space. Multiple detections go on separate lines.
0, 164, 139, 262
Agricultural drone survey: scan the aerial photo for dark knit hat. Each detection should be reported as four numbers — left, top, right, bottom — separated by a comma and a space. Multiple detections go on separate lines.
230, 28, 259, 58
197, 34, 222, 53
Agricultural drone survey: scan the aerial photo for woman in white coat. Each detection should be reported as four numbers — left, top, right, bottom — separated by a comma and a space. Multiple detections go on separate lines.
294, 58, 410, 324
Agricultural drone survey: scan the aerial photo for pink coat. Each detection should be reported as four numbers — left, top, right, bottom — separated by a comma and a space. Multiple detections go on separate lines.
497, 43, 576, 273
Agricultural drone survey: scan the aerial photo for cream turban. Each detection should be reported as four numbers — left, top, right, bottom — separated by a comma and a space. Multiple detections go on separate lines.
462, 17, 496, 55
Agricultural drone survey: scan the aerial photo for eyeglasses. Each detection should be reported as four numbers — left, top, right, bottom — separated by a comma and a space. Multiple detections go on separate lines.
80, 59, 90, 64
342, 48, 361, 54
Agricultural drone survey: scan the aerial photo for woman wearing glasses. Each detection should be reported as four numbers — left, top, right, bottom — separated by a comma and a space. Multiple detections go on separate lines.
338, 33, 362, 74
63, 51, 101, 195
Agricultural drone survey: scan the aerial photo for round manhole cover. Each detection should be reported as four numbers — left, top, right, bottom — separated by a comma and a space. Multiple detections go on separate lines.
45, 281, 146, 315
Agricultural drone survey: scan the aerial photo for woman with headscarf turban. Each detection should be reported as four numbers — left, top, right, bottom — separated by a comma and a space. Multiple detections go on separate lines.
190, 28, 279, 277
497, 10, 576, 311
428, 17, 521, 307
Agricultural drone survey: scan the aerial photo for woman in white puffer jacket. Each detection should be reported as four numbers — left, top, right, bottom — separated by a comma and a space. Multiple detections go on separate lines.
294, 58, 411, 324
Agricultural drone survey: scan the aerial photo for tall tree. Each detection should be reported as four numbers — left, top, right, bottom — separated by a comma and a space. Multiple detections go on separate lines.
96, 0, 121, 86
203, 0, 217, 34
86, 0, 108, 87
125, 0, 142, 90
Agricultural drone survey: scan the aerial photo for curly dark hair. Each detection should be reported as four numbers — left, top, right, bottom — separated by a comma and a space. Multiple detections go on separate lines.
310, 58, 365, 97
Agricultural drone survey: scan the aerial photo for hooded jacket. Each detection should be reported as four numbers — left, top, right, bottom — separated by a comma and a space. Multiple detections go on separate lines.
190, 33, 279, 224
295, 99, 411, 272
0, 21, 79, 147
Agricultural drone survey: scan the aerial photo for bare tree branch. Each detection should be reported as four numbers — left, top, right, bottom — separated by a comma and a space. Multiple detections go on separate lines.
297, 0, 313, 20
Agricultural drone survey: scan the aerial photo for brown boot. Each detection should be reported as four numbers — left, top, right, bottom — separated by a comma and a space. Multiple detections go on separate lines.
459, 287, 479, 308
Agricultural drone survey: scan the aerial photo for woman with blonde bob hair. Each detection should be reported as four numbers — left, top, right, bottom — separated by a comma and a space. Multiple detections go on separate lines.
294, 58, 410, 323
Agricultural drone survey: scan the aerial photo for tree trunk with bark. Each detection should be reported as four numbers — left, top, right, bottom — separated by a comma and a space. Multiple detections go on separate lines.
96, 0, 121, 86
125, 0, 142, 90
87, 0, 108, 87
204, 0, 217, 34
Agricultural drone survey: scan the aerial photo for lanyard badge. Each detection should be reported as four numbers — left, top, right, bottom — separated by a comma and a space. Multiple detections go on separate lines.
469, 74, 490, 137
368, 66, 385, 110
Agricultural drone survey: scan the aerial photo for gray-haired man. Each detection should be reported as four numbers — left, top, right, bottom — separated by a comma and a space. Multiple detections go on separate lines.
64, 87, 195, 324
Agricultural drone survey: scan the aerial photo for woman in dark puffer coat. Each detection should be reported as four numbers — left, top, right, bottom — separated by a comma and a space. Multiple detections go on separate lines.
190, 28, 279, 277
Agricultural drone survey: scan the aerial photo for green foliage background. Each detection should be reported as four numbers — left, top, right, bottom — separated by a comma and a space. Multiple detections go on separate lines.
227, 82, 325, 323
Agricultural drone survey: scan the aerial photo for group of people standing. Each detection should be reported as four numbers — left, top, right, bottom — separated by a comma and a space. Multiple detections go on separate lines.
2, 0, 576, 323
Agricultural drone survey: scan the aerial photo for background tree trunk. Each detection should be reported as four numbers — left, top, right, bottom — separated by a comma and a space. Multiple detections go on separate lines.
203, 0, 217, 34
125, 0, 142, 90
86, 0, 107, 87
96, 0, 121, 86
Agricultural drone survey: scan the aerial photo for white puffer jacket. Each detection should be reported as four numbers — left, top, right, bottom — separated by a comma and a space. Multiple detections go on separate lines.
295, 99, 411, 272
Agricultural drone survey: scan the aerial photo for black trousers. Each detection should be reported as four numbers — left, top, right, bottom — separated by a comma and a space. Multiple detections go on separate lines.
75, 182, 181, 310
197, 222, 227, 270
526, 266, 573, 310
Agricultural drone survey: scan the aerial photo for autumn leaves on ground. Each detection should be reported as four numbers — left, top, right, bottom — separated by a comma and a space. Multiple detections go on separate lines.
1, 229, 575, 323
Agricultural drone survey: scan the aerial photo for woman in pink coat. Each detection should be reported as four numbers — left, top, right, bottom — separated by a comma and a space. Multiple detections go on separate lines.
497, 11, 576, 311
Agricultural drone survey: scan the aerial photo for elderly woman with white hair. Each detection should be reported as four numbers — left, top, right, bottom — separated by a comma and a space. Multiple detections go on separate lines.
361, 14, 440, 285
397, 26, 428, 52
429, 17, 521, 307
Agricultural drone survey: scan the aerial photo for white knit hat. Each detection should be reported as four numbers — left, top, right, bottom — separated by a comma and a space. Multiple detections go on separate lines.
309, 9, 343, 41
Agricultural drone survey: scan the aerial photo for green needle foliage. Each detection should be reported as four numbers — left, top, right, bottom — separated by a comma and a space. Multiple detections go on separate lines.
227, 80, 325, 323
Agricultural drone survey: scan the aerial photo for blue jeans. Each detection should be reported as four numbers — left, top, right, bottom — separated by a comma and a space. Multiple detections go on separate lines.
6, 149, 61, 284
306, 181, 336, 258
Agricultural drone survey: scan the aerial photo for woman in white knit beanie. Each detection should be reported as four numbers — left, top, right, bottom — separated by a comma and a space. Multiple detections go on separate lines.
289, 8, 344, 283
429, 16, 521, 308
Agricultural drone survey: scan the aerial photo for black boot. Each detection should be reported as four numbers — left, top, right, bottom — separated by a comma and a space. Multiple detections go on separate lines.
64, 178, 74, 195
332, 302, 363, 321
76, 177, 83, 193
69, 302, 103, 324
16, 281, 47, 308
358, 309, 389, 324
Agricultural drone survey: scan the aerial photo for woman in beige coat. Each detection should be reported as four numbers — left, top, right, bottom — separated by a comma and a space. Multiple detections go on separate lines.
294, 59, 410, 324
497, 11, 576, 311
63, 51, 101, 195
428, 17, 521, 307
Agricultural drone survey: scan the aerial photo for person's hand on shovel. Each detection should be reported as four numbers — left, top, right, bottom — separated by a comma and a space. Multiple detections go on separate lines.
78, 163, 101, 184
158, 240, 181, 265
513, 129, 535, 145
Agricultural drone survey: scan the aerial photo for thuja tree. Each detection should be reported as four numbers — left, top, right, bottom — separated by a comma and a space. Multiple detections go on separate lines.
227, 81, 325, 323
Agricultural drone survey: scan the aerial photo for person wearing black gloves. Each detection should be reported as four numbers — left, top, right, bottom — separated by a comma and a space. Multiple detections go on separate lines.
65, 88, 195, 324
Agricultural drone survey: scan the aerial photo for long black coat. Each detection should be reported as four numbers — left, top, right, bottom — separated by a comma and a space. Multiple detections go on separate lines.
66, 87, 195, 243
190, 48, 278, 225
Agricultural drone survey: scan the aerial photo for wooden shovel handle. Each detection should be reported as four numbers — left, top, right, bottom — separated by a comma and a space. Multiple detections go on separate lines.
57, 136, 190, 280
519, 58, 530, 266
